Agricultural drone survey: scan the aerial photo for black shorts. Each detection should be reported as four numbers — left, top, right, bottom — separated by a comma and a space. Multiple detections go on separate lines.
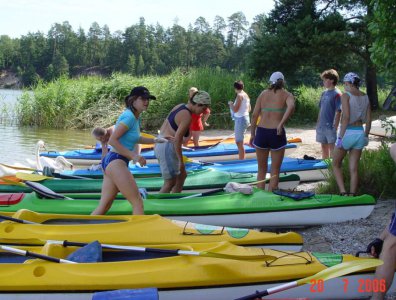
253, 127, 287, 150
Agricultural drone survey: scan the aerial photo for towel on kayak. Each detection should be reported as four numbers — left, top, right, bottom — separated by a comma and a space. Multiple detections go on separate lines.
224, 182, 253, 195
273, 189, 315, 200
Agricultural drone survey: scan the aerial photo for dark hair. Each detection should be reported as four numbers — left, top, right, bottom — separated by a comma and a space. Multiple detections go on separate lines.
351, 77, 361, 88
269, 80, 284, 93
92, 127, 106, 137
189, 90, 199, 102
234, 80, 244, 90
321, 69, 339, 85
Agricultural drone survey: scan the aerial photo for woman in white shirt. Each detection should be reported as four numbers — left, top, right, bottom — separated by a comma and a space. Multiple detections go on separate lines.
228, 80, 251, 159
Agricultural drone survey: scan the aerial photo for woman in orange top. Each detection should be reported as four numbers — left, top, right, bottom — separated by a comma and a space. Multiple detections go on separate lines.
183, 87, 211, 147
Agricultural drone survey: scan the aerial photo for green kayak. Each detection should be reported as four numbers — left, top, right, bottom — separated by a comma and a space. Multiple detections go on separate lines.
0, 169, 300, 193
0, 187, 375, 228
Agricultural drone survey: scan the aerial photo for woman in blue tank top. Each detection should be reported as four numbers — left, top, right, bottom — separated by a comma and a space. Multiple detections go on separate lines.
91, 86, 168, 215
155, 90, 211, 193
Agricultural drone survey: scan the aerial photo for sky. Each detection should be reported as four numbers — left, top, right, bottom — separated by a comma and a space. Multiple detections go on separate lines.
1, 0, 275, 38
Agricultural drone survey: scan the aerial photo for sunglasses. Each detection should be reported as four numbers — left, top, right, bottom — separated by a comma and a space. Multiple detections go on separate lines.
197, 103, 209, 108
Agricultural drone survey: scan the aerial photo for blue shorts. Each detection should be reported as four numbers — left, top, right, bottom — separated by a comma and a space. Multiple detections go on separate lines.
154, 141, 180, 180
340, 126, 368, 150
234, 116, 250, 142
389, 210, 396, 237
253, 127, 287, 150
316, 126, 337, 144
101, 151, 129, 171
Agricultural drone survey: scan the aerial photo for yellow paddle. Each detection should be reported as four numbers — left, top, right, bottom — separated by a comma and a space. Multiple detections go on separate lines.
16, 172, 53, 182
235, 258, 383, 299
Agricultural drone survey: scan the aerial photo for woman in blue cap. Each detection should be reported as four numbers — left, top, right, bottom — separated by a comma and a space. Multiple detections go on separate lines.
332, 72, 372, 196
91, 86, 168, 215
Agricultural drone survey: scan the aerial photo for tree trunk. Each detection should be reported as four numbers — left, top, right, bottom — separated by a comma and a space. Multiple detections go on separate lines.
365, 61, 379, 110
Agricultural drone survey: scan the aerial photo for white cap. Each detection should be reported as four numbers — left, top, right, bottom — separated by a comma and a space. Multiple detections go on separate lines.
269, 71, 284, 84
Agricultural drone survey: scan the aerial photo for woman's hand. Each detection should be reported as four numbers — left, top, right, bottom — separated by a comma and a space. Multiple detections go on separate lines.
204, 122, 210, 127
276, 124, 283, 135
133, 155, 147, 166
228, 101, 233, 106
249, 135, 255, 147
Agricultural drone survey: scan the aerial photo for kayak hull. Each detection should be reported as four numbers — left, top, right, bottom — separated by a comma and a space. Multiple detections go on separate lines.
0, 241, 392, 300
0, 190, 376, 228
0, 210, 303, 250
40, 143, 298, 166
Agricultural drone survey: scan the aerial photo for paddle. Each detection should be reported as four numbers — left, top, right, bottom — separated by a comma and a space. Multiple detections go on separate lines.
181, 176, 276, 199
0, 176, 26, 187
235, 258, 383, 300
0, 244, 77, 264
24, 181, 72, 200
0, 163, 88, 180
48, 240, 276, 261
0, 214, 37, 224
205, 132, 236, 150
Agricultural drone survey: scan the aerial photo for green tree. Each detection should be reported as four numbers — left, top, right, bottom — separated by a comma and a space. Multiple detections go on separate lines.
369, 0, 396, 81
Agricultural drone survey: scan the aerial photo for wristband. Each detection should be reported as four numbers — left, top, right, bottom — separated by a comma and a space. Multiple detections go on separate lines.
335, 136, 343, 148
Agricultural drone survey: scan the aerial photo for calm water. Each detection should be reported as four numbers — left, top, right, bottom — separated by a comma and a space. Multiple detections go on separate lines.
0, 89, 93, 165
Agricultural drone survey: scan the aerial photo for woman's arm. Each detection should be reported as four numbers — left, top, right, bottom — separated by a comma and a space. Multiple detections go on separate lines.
229, 94, 242, 112
249, 94, 262, 144
277, 93, 295, 134
202, 109, 210, 126
338, 93, 351, 139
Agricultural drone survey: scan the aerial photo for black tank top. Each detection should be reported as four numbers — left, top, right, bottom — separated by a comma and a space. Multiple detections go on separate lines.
167, 105, 192, 137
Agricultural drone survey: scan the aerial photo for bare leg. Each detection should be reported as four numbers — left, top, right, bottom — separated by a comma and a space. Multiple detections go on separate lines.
328, 143, 335, 157
160, 178, 176, 193
192, 131, 201, 147
269, 148, 285, 191
101, 160, 144, 215
255, 147, 269, 190
321, 143, 330, 159
236, 141, 245, 160
171, 169, 187, 193
370, 234, 396, 300
332, 147, 348, 194
348, 148, 363, 194
91, 173, 119, 215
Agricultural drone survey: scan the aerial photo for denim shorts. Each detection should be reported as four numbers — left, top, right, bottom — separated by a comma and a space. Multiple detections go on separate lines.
316, 126, 337, 144
101, 151, 129, 172
154, 141, 180, 180
234, 115, 250, 142
341, 126, 368, 150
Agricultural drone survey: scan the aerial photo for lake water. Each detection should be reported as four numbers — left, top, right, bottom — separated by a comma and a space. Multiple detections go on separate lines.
0, 89, 93, 165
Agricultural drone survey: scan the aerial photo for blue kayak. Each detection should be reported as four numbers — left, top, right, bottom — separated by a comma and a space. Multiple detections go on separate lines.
40, 143, 297, 165
62, 156, 328, 182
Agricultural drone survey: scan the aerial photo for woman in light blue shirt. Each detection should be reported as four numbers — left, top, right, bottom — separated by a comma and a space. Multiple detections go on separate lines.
91, 86, 168, 215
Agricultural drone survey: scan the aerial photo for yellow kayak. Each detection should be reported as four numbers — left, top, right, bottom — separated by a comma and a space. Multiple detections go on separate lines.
0, 241, 387, 300
0, 209, 303, 250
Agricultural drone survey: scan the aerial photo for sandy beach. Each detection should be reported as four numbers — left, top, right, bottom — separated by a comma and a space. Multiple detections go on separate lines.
200, 126, 396, 299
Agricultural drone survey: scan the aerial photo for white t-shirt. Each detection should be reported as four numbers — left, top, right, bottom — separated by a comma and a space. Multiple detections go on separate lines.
234, 96, 250, 118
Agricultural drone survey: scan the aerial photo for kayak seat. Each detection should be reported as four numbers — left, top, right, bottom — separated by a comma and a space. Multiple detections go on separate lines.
66, 240, 102, 263
273, 189, 315, 200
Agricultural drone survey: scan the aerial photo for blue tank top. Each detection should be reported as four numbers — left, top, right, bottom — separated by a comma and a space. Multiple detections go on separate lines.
167, 105, 192, 137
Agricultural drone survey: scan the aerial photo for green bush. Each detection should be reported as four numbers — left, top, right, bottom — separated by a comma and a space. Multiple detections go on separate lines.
317, 143, 396, 198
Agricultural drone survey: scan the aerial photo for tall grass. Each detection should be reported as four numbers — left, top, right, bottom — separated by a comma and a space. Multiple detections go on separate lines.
317, 143, 396, 198
16, 68, 391, 130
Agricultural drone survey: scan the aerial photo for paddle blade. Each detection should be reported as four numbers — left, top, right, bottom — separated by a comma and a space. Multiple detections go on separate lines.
0, 176, 26, 187
200, 251, 276, 261
0, 163, 35, 171
16, 172, 53, 182
298, 259, 383, 286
